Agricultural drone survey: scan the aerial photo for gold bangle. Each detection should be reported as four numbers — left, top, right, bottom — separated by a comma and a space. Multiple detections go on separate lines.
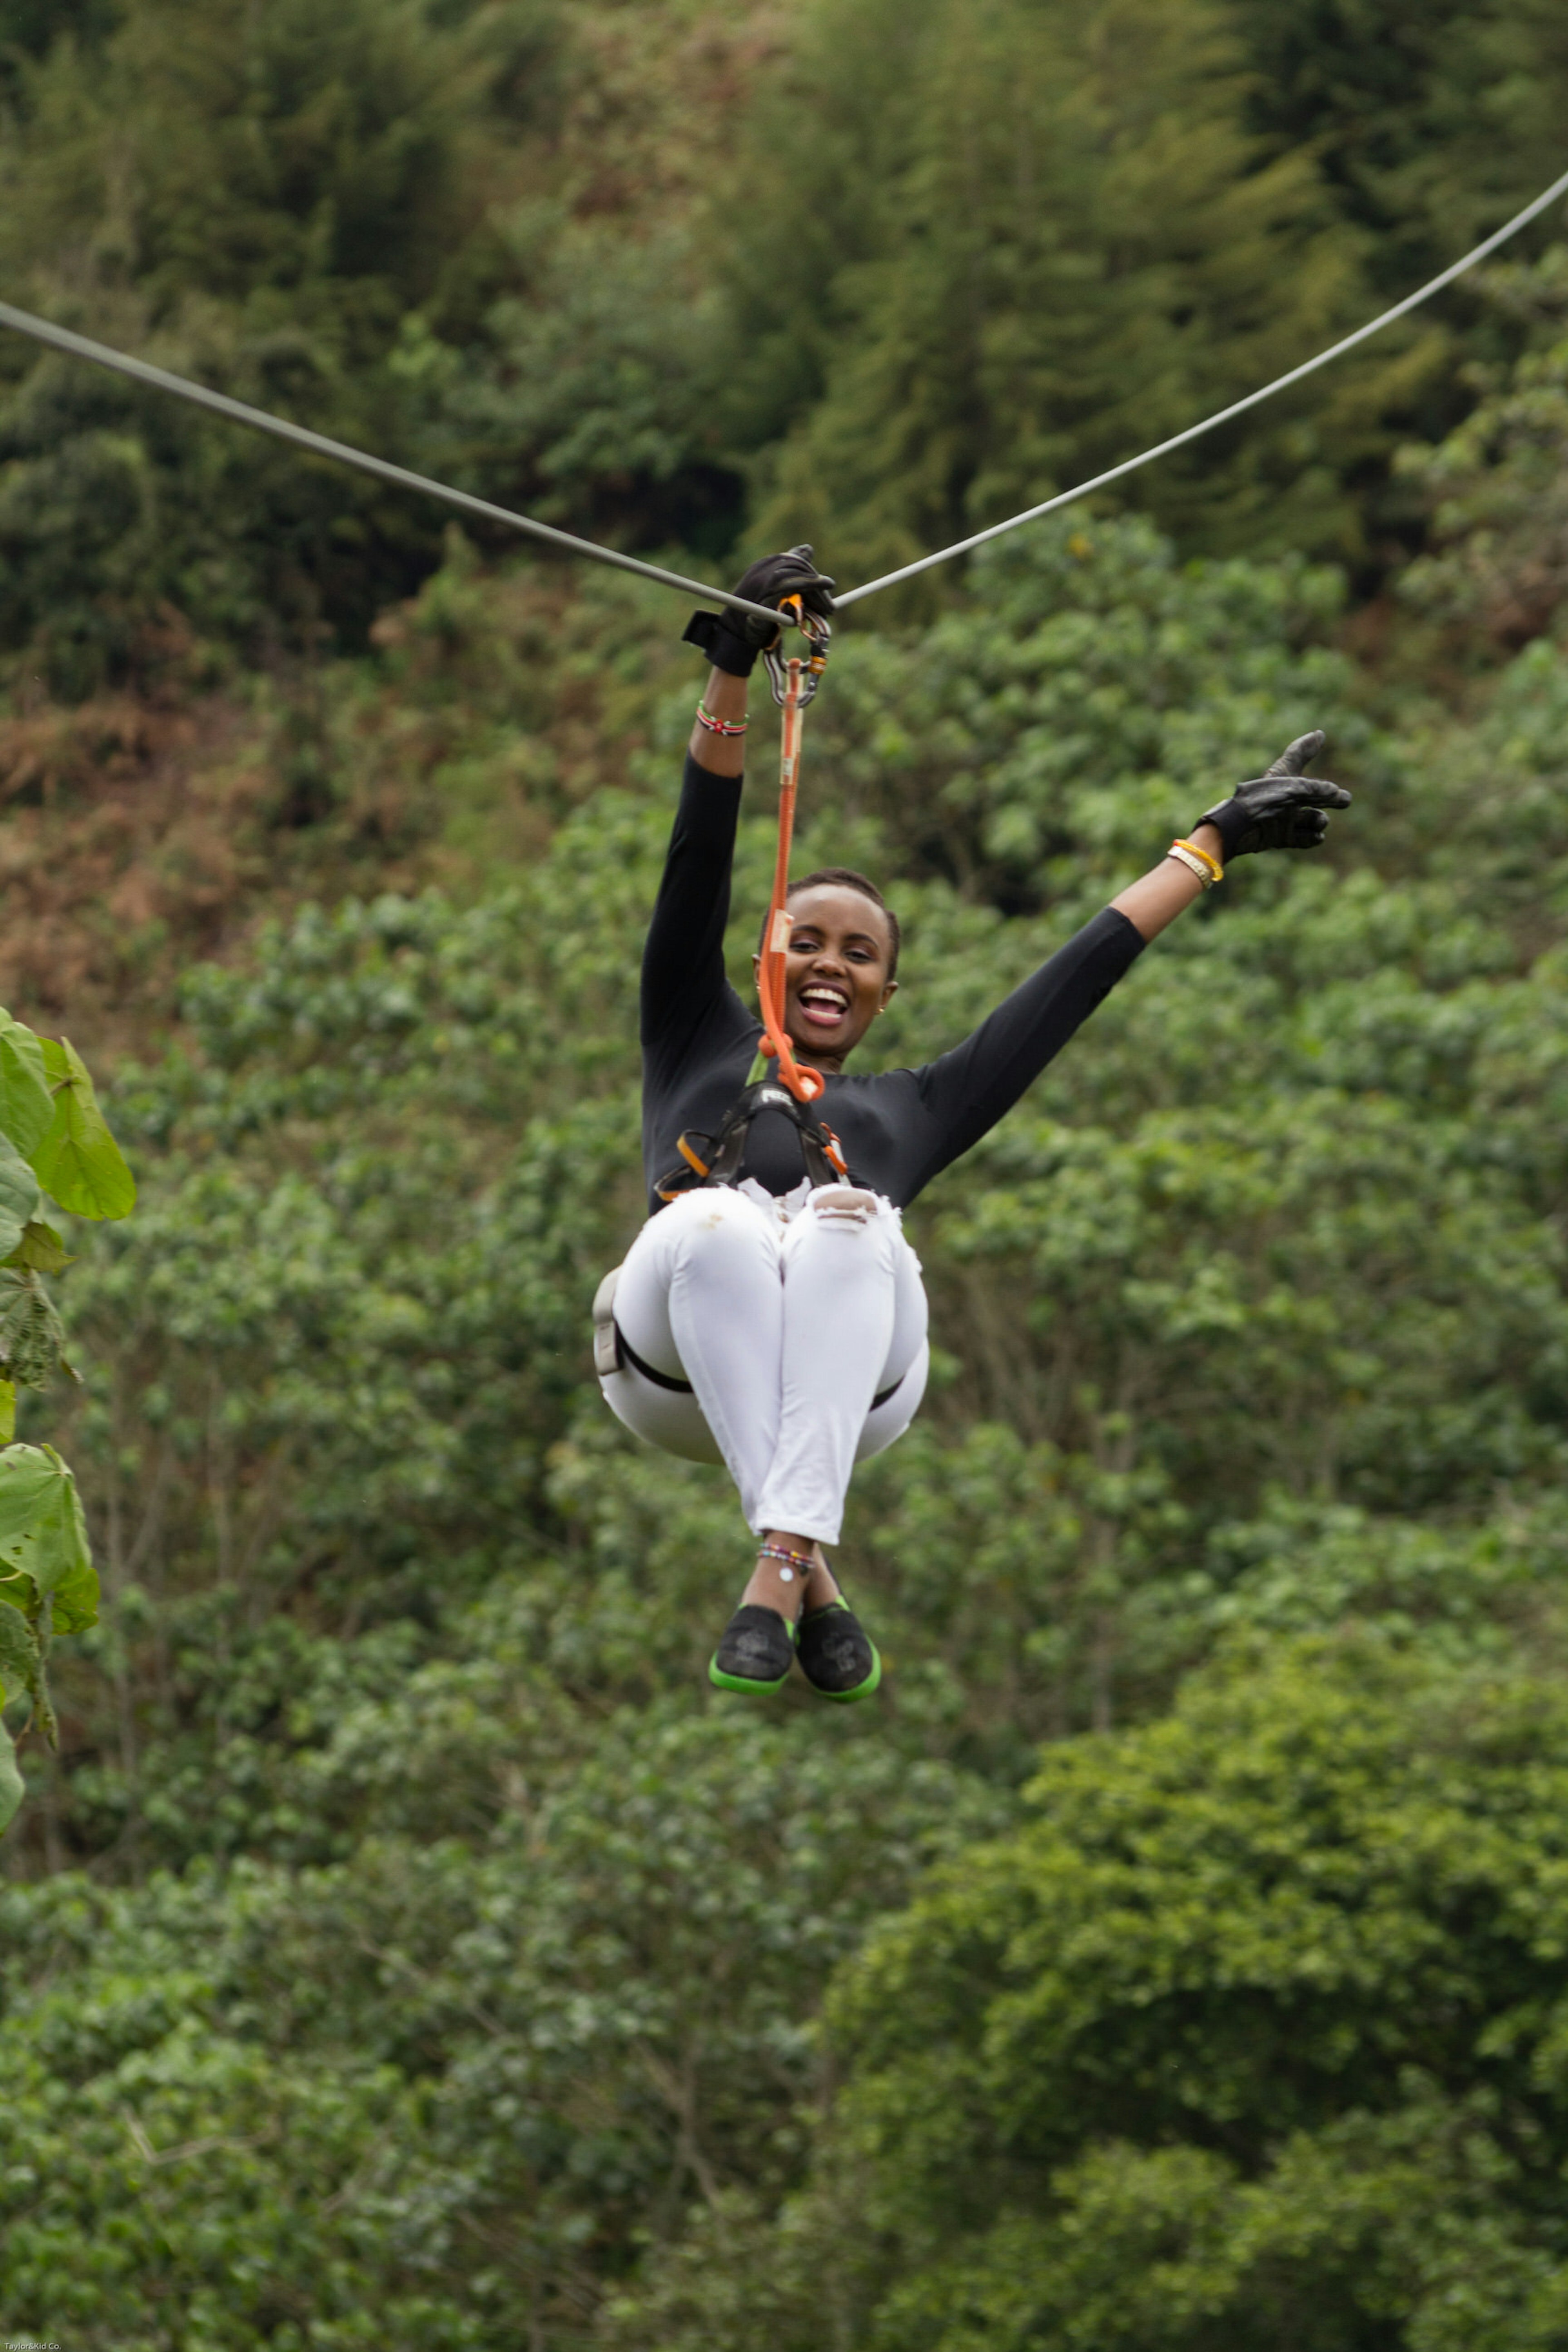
1167, 842, 1216, 888
1172, 835, 1223, 883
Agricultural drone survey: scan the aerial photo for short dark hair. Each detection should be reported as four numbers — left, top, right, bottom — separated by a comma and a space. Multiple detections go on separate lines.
766, 867, 902, 980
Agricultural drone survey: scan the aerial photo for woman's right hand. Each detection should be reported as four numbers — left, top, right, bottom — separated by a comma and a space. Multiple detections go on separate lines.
1195, 731, 1352, 860
681, 546, 836, 675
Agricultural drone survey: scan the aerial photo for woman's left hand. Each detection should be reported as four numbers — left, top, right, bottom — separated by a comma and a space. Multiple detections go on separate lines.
1196, 731, 1352, 860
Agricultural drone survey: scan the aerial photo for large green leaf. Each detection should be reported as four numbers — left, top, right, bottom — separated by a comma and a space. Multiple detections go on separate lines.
0, 1717, 21, 1834
0, 1594, 37, 1688
0, 1444, 98, 1634
32, 1035, 136, 1221
0, 1269, 69, 1390
0, 1603, 29, 1702
0, 1012, 53, 1160
0, 1379, 11, 1444
6, 1221, 75, 1275
0, 1131, 41, 1261
0, 1544, 42, 1833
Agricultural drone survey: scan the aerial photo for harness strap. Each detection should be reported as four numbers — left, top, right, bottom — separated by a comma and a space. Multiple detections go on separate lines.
755, 604, 832, 1109
655, 1082, 853, 1204
615, 1324, 696, 1393
615, 1321, 906, 1413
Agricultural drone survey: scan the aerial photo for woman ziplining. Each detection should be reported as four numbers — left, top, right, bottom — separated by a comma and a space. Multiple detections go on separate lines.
592, 546, 1353, 1700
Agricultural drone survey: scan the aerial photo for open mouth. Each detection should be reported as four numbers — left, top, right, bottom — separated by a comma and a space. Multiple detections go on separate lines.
797, 983, 850, 1030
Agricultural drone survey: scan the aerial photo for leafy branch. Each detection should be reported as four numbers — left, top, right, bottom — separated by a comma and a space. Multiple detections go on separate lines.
0, 1005, 135, 1832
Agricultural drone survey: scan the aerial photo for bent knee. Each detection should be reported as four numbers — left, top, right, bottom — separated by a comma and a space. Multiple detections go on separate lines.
808, 1183, 882, 1225
663, 1186, 779, 1267
795, 1186, 902, 1263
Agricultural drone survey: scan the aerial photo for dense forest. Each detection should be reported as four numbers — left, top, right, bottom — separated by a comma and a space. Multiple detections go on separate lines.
7, 0, 1568, 2343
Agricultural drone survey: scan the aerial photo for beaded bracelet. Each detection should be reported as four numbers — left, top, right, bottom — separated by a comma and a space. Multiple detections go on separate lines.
696, 700, 747, 738
758, 1541, 814, 1582
1167, 837, 1223, 887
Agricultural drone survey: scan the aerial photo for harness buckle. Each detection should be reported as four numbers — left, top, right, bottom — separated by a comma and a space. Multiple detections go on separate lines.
592, 1266, 626, 1375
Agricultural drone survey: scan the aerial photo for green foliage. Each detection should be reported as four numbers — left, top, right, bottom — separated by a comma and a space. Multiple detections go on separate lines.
0, 1710, 995, 2339
722, 0, 1381, 580
1229, 0, 1568, 283
804, 515, 1353, 900
0, 1444, 95, 1826
626, 1643, 1568, 2350
12, 15, 1568, 2336
31, 1036, 136, 1220
3, 490, 1568, 2343
6, 0, 1568, 693
714, 0, 1568, 586
1399, 248, 1568, 648
0, 0, 755, 692
0, 1006, 130, 1833
0, 0, 568, 689
0, 1009, 54, 1158
0, 1128, 40, 1256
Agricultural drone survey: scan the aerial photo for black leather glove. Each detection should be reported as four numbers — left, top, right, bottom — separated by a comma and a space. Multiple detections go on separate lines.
682, 545, 836, 676
1195, 731, 1351, 860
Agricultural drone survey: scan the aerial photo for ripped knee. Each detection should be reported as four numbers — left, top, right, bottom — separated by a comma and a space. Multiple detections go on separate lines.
805, 1184, 883, 1228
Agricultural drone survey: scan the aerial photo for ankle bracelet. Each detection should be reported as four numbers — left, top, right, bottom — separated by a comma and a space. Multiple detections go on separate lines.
758, 1541, 814, 1584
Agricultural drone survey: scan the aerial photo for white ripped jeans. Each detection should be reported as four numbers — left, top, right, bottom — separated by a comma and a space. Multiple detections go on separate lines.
598, 1183, 930, 1544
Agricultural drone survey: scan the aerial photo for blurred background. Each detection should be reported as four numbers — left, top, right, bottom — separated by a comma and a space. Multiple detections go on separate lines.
6, 0, 1568, 2342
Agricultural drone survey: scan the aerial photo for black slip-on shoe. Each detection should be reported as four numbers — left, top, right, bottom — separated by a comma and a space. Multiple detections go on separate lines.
709, 1603, 797, 1694
796, 1595, 882, 1702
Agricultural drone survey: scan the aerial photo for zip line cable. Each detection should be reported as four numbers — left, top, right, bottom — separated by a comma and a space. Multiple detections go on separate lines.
835, 160, 1568, 608
0, 160, 1566, 624
0, 299, 791, 632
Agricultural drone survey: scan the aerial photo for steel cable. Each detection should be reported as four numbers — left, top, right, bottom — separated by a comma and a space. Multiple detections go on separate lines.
834, 161, 1568, 608
0, 300, 791, 630
0, 158, 1566, 625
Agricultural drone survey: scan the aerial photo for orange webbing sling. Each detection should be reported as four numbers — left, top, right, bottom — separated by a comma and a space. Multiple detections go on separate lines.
756, 596, 833, 1108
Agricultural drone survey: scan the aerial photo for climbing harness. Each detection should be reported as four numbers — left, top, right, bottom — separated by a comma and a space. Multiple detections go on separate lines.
2, 163, 1566, 616
653, 1080, 851, 1204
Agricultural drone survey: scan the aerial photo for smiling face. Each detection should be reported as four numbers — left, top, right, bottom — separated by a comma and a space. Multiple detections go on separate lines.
753, 881, 898, 1071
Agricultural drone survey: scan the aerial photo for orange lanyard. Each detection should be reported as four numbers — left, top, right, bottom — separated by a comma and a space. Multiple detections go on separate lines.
755, 598, 831, 1105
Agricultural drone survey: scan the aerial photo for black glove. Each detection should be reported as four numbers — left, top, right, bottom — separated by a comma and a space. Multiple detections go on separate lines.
682, 545, 836, 677
1194, 731, 1351, 860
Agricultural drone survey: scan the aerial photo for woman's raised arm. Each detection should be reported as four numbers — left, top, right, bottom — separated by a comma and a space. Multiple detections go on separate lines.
1113, 731, 1351, 941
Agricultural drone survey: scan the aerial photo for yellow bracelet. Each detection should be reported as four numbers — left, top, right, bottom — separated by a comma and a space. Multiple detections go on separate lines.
1167, 842, 1216, 888
1170, 835, 1223, 885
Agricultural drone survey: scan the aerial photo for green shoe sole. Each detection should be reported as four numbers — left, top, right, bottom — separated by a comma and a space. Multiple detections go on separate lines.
797, 1598, 883, 1702
708, 1657, 792, 1695
708, 1602, 797, 1695
814, 1643, 882, 1703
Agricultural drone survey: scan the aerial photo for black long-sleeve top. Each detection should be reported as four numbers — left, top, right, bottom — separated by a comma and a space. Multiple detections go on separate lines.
639, 753, 1145, 1214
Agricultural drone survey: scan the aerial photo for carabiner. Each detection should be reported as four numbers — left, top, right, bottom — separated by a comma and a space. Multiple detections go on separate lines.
763, 592, 831, 709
